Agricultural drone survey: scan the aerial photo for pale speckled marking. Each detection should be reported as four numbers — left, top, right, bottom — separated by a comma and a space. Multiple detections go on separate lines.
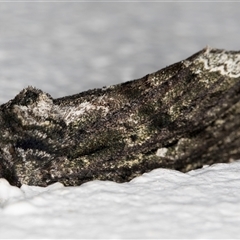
195, 47, 240, 78
60, 101, 109, 125
2, 145, 14, 161
156, 148, 168, 157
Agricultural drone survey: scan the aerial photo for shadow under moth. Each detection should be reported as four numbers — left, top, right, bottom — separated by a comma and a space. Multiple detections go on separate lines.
0, 47, 240, 187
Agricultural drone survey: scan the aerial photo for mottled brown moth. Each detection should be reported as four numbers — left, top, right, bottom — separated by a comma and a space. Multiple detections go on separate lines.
0, 47, 240, 187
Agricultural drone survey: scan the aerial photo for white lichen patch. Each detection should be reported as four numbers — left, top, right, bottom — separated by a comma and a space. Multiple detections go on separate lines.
156, 147, 168, 157
32, 93, 54, 119
60, 101, 109, 125
196, 47, 240, 78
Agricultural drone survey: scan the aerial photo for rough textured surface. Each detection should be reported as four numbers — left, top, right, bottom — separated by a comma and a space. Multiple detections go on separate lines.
1, 161, 240, 239
0, 47, 240, 187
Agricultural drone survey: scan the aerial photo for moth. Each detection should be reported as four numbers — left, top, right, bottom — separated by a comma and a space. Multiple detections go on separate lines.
0, 47, 240, 187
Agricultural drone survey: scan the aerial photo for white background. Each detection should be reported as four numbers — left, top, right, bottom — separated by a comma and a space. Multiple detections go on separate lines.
0, 2, 240, 239
0, 2, 239, 102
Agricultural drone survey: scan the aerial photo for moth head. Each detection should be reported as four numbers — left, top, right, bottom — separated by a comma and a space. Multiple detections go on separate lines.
9, 86, 55, 126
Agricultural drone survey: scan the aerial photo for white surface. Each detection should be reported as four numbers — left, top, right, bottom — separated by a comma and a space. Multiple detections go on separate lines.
1, 3, 240, 239
1, 161, 240, 239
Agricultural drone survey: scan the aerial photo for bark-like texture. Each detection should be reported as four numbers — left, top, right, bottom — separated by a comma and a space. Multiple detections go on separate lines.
0, 47, 240, 187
